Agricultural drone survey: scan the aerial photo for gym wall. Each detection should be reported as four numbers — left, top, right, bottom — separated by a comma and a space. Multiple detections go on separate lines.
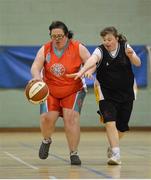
0, 0, 150, 128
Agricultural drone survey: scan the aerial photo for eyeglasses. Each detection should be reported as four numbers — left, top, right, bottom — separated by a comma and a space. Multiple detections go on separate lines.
50, 34, 65, 40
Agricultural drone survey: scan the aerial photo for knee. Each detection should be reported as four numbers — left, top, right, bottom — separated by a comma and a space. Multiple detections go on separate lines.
64, 111, 80, 129
105, 121, 116, 129
65, 118, 78, 130
65, 119, 73, 128
40, 113, 50, 125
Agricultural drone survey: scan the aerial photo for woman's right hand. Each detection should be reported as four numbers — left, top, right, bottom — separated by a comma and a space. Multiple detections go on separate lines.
66, 72, 83, 80
84, 72, 95, 80
28, 77, 42, 84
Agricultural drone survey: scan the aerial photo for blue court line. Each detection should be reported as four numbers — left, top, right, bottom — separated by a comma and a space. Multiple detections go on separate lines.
19, 142, 112, 179
49, 153, 112, 179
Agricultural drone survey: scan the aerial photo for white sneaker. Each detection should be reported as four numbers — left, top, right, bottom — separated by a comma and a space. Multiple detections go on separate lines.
108, 154, 121, 165
107, 147, 113, 158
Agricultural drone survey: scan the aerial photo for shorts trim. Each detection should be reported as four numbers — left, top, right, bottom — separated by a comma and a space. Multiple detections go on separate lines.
40, 100, 48, 114
73, 90, 86, 113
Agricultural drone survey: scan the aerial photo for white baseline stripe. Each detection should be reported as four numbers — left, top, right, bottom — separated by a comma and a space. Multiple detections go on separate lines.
49, 176, 57, 179
4, 151, 39, 170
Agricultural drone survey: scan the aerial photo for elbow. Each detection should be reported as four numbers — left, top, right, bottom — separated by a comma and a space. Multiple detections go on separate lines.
138, 62, 141, 67
134, 58, 141, 67
136, 59, 141, 67
135, 62, 141, 67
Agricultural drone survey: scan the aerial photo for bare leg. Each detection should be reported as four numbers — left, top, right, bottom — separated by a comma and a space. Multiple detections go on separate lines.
63, 108, 80, 152
39, 111, 59, 159
105, 121, 122, 165
105, 121, 119, 148
118, 131, 125, 139
40, 111, 59, 139
63, 108, 81, 165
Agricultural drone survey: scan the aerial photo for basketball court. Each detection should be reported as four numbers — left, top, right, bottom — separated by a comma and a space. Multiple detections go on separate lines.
0, 131, 150, 179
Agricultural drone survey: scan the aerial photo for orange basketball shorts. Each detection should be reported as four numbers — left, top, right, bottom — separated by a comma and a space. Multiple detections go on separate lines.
40, 89, 86, 114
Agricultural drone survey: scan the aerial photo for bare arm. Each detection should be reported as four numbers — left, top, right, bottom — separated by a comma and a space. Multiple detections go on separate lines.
79, 43, 96, 79
78, 54, 98, 76
84, 65, 96, 79
66, 54, 99, 79
30, 46, 45, 80
125, 47, 141, 67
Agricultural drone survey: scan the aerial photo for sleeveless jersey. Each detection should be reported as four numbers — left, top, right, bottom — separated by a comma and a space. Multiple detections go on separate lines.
96, 42, 135, 102
43, 40, 84, 98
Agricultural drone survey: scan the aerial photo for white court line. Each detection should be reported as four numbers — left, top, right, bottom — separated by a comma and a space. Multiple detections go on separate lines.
49, 176, 57, 179
4, 151, 39, 170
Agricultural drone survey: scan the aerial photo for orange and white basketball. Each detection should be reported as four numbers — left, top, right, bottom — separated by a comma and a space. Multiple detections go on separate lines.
25, 80, 49, 104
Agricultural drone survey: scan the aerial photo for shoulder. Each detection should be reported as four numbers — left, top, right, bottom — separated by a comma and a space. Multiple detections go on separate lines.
92, 46, 103, 60
67, 40, 80, 51
69, 39, 80, 46
37, 46, 44, 54
70, 39, 88, 49
43, 41, 52, 49
43, 41, 52, 55
70, 40, 89, 52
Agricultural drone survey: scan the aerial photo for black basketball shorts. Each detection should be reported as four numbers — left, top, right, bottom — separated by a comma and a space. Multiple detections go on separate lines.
99, 100, 133, 132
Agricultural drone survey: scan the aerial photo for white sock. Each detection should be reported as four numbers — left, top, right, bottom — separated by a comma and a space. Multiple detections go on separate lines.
112, 147, 120, 158
43, 137, 52, 144
70, 151, 78, 156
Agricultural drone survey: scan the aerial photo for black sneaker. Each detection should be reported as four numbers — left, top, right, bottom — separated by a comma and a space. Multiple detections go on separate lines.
39, 138, 52, 159
70, 151, 81, 165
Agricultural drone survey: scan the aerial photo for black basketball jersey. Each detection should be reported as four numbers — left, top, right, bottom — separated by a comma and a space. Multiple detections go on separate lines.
96, 42, 135, 102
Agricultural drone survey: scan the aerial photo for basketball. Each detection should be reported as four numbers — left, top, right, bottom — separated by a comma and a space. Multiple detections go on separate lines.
25, 80, 49, 104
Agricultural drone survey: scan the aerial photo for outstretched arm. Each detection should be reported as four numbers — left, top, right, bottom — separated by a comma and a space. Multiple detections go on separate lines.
66, 54, 99, 80
84, 65, 96, 79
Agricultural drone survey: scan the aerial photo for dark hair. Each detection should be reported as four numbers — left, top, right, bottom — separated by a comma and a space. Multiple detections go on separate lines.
100, 26, 127, 42
49, 21, 73, 39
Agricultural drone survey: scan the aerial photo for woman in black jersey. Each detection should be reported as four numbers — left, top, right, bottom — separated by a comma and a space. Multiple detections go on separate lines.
67, 26, 141, 165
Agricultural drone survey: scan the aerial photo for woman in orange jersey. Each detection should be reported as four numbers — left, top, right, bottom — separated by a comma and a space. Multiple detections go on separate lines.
30, 21, 90, 165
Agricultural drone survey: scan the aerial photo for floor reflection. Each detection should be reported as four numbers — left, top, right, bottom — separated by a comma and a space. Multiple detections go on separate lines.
107, 165, 121, 179
38, 165, 81, 179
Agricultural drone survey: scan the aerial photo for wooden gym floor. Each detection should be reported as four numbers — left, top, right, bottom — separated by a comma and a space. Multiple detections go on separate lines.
0, 131, 151, 179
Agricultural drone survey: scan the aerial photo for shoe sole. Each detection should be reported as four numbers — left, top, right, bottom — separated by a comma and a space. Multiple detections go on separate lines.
39, 155, 49, 159
71, 163, 81, 165
107, 159, 121, 165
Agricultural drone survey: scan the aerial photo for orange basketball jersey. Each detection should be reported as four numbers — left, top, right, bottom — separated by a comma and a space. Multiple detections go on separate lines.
43, 40, 84, 98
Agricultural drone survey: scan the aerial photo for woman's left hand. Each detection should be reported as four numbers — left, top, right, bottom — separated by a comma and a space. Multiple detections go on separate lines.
125, 48, 134, 58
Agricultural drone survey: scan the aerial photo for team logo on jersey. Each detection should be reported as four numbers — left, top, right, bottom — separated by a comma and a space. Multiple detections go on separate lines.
46, 53, 51, 62
50, 63, 65, 77
106, 62, 109, 66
